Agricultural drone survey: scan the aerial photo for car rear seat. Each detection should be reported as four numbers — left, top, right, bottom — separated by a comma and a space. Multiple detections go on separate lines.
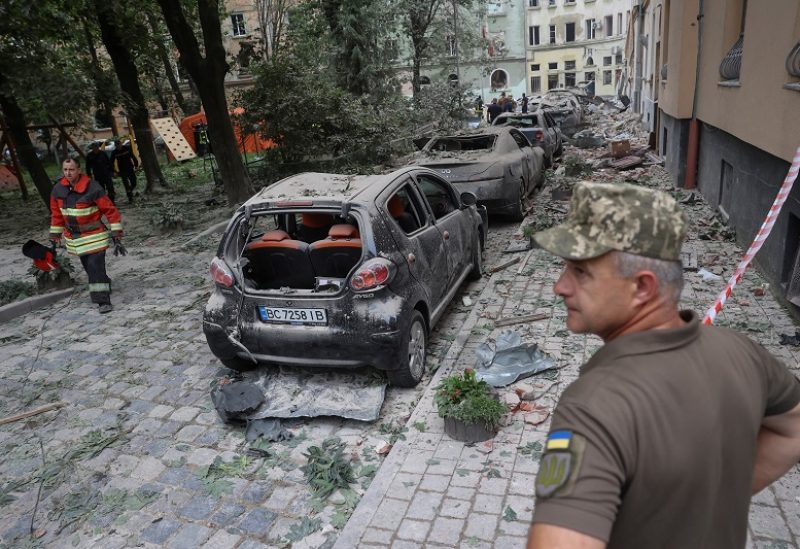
295, 212, 334, 243
244, 229, 316, 289
308, 224, 363, 278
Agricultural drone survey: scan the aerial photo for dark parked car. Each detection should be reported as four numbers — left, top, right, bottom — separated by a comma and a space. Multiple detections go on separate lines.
203, 167, 487, 387
408, 126, 545, 221
541, 90, 583, 135
491, 110, 563, 168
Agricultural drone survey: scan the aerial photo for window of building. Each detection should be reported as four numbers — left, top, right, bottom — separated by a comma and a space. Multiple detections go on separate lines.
531, 63, 541, 71
548, 62, 558, 70
530, 25, 540, 46
615, 52, 623, 65
490, 69, 509, 90
529, 0, 539, 6
584, 71, 595, 81
565, 22, 575, 42
603, 56, 612, 66
548, 74, 559, 89
565, 72, 576, 86
603, 70, 612, 85
549, 25, 556, 44
585, 19, 596, 40
586, 55, 594, 66
446, 34, 456, 57
531, 76, 542, 92
231, 13, 246, 37
565, 60, 576, 70
605, 15, 613, 37
548, 0, 556, 6
617, 13, 623, 35
565, 0, 575, 4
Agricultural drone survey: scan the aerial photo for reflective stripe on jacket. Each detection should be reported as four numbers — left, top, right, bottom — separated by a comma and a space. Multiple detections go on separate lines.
50, 174, 123, 256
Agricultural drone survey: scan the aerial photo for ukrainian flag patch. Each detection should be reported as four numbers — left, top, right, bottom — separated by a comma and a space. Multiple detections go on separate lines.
545, 430, 572, 451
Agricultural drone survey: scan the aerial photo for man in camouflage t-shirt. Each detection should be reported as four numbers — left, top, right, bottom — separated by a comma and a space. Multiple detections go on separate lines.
526, 182, 800, 549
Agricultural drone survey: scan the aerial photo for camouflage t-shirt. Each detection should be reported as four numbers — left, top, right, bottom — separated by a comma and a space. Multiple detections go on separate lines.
532, 310, 800, 548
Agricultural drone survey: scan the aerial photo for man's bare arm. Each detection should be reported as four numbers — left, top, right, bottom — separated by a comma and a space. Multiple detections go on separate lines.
528, 523, 606, 549
752, 401, 800, 494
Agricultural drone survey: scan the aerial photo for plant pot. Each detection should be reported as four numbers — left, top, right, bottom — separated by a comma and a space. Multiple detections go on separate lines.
443, 416, 497, 443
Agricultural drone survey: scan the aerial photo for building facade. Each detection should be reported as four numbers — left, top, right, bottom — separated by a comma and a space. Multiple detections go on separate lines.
653, 0, 800, 314
526, 0, 632, 97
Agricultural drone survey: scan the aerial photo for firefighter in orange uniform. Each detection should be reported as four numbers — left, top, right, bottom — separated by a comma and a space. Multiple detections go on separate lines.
49, 157, 123, 314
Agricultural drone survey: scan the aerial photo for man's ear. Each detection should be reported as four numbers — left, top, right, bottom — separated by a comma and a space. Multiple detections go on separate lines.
632, 270, 659, 305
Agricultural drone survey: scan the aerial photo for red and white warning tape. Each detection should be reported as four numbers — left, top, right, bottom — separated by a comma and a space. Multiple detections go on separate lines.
703, 145, 800, 324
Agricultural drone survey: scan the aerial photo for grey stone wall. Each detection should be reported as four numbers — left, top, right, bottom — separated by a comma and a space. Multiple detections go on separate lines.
695, 121, 800, 317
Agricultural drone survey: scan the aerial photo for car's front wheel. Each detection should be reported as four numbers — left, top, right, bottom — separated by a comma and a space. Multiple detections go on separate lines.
468, 232, 483, 281
388, 310, 427, 387
509, 179, 526, 222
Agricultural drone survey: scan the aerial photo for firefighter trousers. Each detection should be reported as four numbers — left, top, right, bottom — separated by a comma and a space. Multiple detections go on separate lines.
80, 251, 111, 305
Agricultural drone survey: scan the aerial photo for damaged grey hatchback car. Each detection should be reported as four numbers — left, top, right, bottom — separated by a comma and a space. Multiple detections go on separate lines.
203, 167, 487, 387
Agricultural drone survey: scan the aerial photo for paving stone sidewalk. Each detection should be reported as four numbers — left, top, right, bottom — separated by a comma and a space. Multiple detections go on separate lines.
334, 179, 800, 549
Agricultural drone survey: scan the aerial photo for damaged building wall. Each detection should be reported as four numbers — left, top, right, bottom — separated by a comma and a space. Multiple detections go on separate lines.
658, 0, 698, 120
658, 112, 689, 188
696, 122, 800, 317
694, 0, 800, 163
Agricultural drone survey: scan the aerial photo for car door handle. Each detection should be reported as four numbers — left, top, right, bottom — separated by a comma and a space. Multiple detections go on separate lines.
407, 253, 416, 264
443, 231, 450, 240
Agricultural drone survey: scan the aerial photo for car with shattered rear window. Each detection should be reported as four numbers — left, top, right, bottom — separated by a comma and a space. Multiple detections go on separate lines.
203, 167, 487, 387
407, 126, 545, 221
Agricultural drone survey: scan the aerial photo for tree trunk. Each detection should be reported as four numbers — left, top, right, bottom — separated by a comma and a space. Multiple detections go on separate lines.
93, 0, 166, 195
0, 78, 52, 207
146, 12, 190, 116
158, 0, 254, 204
83, 21, 120, 136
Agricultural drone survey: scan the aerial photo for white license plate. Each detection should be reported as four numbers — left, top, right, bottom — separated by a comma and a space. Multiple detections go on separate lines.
259, 306, 327, 325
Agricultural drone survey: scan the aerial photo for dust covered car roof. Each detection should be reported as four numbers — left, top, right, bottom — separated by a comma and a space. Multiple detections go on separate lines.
245, 172, 391, 206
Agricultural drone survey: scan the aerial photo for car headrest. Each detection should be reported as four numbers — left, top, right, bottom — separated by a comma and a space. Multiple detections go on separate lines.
261, 230, 291, 242
301, 212, 334, 228
328, 224, 359, 240
387, 196, 405, 218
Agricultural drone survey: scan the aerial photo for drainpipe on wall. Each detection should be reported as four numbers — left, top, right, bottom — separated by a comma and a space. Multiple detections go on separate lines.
684, 0, 705, 189
633, 0, 645, 113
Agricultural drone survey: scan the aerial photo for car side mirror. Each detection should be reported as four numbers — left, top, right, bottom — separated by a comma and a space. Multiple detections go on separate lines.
460, 192, 477, 208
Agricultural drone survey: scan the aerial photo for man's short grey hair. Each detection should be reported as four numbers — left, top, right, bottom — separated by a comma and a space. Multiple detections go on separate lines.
612, 251, 684, 304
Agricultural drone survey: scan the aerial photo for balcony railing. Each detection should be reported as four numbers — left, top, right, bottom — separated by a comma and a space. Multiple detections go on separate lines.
719, 34, 743, 81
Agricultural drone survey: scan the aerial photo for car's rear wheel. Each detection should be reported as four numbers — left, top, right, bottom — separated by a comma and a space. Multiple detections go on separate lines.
388, 310, 426, 388
220, 356, 258, 372
509, 179, 526, 222
468, 232, 483, 281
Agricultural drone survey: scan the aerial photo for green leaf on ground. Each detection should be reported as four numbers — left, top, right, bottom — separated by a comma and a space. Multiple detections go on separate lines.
285, 516, 322, 542
503, 506, 518, 522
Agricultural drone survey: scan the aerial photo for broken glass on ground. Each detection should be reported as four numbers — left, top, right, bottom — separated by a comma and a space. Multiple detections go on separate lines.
211, 366, 387, 434
474, 330, 558, 387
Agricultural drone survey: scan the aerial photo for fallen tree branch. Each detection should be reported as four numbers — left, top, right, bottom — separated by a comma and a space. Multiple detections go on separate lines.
0, 401, 67, 426
517, 249, 534, 274
489, 257, 520, 274
494, 312, 550, 328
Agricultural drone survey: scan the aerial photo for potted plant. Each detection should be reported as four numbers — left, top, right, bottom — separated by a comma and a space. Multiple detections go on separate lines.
435, 368, 506, 442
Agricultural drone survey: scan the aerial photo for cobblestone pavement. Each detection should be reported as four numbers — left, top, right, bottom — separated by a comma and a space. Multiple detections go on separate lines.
0, 195, 519, 549
334, 169, 800, 549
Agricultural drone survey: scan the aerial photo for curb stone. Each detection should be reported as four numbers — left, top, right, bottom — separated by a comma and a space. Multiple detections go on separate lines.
0, 287, 74, 323
334, 257, 506, 548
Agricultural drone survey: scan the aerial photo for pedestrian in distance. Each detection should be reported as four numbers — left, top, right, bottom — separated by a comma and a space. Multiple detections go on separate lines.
487, 98, 502, 124
49, 157, 124, 314
111, 139, 139, 204
503, 96, 515, 113
527, 181, 800, 549
521, 93, 529, 113
86, 142, 116, 203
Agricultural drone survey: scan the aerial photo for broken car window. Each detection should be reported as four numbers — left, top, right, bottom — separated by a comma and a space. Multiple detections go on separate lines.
416, 175, 458, 220
387, 184, 424, 235
430, 135, 496, 152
